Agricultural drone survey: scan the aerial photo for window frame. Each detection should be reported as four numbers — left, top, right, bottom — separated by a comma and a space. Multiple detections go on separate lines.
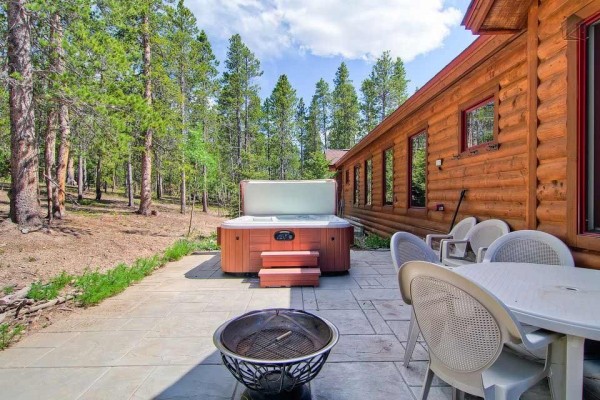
459, 89, 500, 156
353, 164, 360, 207
382, 147, 394, 206
577, 12, 600, 238
364, 158, 372, 206
345, 169, 350, 185
408, 130, 428, 209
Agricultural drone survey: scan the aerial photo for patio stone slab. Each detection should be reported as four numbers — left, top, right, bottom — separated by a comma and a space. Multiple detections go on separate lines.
118, 317, 161, 331
130, 365, 236, 399
318, 274, 360, 289
313, 309, 375, 334
315, 289, 360, 309
0, 367, 107, 399
329, 334, 404, 362
14, 331, 80, 348
351, 288, 401, 301
396, 360, 449, 386
363, 309, 394, 334
34, 330, 147, 367
387, 320, 413, 341
302, 287, 317, 309
0, 347, 54, 367
311, 362, 414, 400
372, 299, 412, 320
117, 336, 221, 366
145, 312, 230, 337
79, 366, 155, 400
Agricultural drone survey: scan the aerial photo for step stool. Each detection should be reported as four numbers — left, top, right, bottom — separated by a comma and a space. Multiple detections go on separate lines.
258, 268, 321, 288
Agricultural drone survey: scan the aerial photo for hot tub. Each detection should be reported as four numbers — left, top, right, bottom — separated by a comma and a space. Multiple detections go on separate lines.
217, 180, 353, 273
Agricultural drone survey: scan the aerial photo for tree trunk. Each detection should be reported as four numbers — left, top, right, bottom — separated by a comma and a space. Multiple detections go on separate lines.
138, 12, 153, 215
126, 155, 134, 207
156, 172, 162, 199
180, 169, 186, 214
77, 153, 83, 201
95, 157, 102, 201
67, 156, 75, 185
112, 168, 116, 192
202, 164, 208, 213
52, 13, 70, 219
8, 0, 40, 226
44, 110, 57, 220
155, 154, 162, 199
82, 157, 87, 191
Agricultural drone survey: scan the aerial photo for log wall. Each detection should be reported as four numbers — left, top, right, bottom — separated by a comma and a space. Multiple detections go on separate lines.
337, 0, 600, 269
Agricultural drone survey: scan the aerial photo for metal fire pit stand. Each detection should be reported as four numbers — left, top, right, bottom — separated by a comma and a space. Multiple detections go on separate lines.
213, 309, 339, 400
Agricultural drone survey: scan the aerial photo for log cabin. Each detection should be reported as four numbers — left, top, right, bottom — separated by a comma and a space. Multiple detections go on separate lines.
334, 0, 600, 269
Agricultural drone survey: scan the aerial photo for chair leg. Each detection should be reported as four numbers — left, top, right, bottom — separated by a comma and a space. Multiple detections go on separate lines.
451, 388, 465, 400
420, 364, 434, 400
403, 310, 420, 367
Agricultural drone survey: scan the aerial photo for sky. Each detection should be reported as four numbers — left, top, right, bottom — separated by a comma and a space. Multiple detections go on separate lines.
183, 0, 477, 102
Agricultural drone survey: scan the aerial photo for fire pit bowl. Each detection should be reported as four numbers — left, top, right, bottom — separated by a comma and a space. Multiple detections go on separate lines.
213, 308, 339, 399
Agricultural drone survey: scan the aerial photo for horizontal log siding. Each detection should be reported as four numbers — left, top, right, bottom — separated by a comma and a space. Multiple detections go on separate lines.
339, 0, 600, 268
341, 34, 530, 238
535, 0, 600, 268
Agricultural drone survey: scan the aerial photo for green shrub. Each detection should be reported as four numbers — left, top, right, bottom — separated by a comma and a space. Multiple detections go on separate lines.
361, 233, 391, 249
0, 323, 24, 350
2, 286, 14, 295
27, 272, 73, 301
75, 256, 161, 306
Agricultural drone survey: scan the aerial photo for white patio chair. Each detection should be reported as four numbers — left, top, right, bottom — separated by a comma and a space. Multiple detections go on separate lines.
390, 232, 439, 367
425, 216, 477, 261
399, 261, 561, 400
483, 230, 574, 361
482, 230, 574, 266
441, 219, 510, 268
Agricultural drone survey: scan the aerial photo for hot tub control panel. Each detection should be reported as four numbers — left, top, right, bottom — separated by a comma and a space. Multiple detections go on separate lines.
274, 230, 295, 241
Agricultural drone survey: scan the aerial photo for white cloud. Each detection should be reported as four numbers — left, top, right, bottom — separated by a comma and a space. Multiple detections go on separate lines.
184, 0, 463, 61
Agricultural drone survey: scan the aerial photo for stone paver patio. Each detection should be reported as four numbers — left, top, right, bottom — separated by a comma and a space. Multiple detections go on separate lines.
0, 250, 552, 399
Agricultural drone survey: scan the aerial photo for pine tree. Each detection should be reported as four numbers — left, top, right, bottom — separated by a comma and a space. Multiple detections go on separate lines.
294, 99, 308, 175
218, 34, 262, 185
313, 79, 331, 150
265, 75, 299, 179
7, 0, 41, 226
359, 78, 377, 140
368, 51, 409, 123
330, 62, 359, 149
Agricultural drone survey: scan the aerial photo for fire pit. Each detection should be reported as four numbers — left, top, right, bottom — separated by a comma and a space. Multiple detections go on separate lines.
213, 308, 339, 400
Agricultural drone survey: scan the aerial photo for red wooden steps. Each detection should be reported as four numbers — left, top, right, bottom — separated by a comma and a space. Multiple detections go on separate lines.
258, 268, 321, 288
260, 250, 319, 268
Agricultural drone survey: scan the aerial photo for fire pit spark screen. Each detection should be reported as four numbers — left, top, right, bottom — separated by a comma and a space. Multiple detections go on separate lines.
213, 308, 339, 400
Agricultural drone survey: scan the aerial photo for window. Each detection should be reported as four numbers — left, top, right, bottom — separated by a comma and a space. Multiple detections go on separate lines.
353, 165, 360, 206
409, 132, 427, 208
345, 169, 349, 185
582, 18, 600, 233
383, 147, 394, 205
365, 159, 372, 206
461, 97, 496, 151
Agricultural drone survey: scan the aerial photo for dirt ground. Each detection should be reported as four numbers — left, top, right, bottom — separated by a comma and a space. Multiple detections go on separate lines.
0, 188, 226, 290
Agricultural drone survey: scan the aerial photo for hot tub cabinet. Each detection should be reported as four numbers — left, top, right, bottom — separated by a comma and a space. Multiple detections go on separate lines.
217, 180, 353, 280
218, 224, 354, 273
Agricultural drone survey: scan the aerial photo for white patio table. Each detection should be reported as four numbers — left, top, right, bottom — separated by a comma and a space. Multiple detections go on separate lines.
455, 262, 600, 400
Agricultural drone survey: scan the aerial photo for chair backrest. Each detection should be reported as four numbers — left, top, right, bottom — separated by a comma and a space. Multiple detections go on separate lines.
447, 217, 477, 258
449, 216, 477, 239
390, 232, 439, 273
482, 230, 575, 266
465, 219, 510, 253
399, 261, 525, 394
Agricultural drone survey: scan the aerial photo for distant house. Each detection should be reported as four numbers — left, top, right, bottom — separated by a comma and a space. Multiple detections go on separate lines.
334, 0, 600, 269
325, 149, 348, 172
